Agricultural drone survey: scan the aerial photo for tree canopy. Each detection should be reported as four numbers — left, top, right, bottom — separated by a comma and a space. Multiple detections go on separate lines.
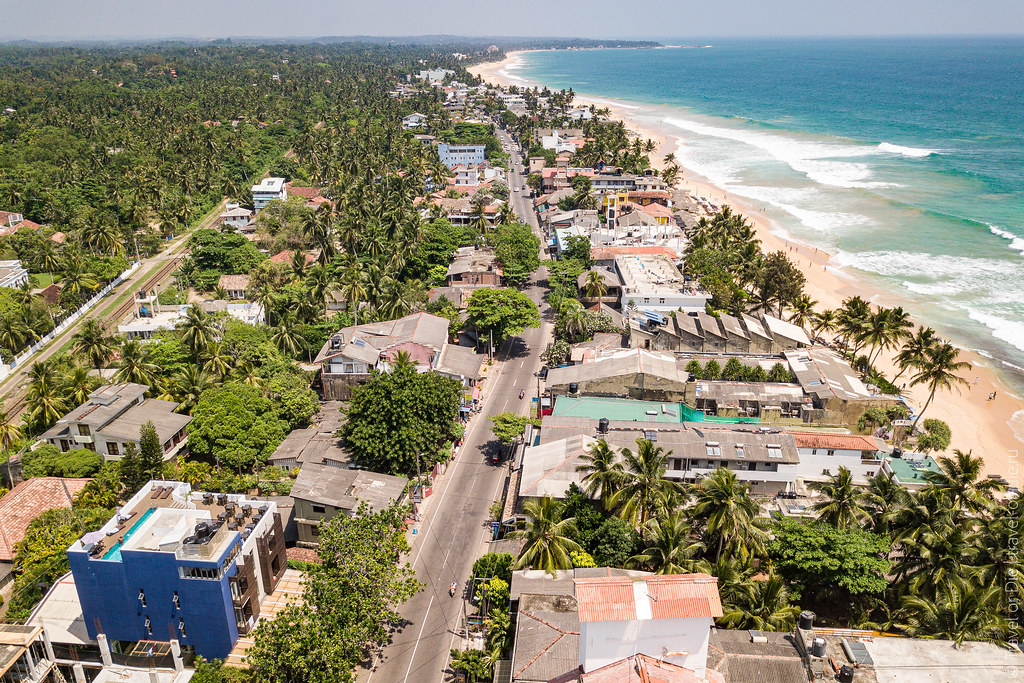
340, 365, 463, 476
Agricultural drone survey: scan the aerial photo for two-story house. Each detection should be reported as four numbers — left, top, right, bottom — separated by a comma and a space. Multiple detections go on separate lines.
40, 384, 190, 461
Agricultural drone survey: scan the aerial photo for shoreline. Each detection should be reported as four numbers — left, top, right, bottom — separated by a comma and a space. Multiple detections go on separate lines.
471, 52, 1024, 486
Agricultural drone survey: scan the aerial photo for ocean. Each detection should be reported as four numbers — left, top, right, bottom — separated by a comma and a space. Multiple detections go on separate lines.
504, 37, 1024, 395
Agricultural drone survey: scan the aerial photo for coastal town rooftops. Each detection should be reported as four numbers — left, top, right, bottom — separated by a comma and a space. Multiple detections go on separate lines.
0, 624, 45, 677
790, 431, 884, 452
591, 245, 679, 262
614, 254, 698, 298
445, 246, 499, 277
574, 573, 723, 622
435, 343, 484, 381
582, 653, 704, 683
784, 347, 881, 401
94, 399, 191, 443
761, 314, 811, 346
706, 629, 809, 683
251, 177, 285, 194
510, 568, 650, 601
717, 313, 750, 340
535, 418, 800, 465
545, 349, 686, 387
0, 478, 91, 561
696, 380, 811, 406
56, 383, 149, 427
695, 311, 727, 340
291, 463, 407, 513
315, 312, 450, 364
740, 314, 773, 341
218, 274, 251, 291
511, 593, 580, 683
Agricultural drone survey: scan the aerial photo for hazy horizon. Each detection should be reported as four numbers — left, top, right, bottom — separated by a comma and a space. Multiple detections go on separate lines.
1, 0, 1022, 42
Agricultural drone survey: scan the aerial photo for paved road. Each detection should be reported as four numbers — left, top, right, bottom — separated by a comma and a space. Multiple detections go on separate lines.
360, 127, 552, 683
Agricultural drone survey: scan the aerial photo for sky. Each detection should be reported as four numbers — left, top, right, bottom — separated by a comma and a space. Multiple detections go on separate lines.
1, 0, 1022, 41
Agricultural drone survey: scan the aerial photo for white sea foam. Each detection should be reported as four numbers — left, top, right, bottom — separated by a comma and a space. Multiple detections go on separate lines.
989, 224, 1024, 255
663, 116, 898, 189
877, 142, 939, 157
967, 309, 1024, 354
1010, 410, 1024, 446
580, 96, 641, 110
727, 184, 872, 233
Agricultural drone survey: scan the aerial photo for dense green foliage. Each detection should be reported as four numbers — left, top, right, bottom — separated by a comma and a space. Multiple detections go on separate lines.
340, 364, 463, 476
187, 384, 290, 472
21, 443, 103, 478
245, 502, 420, 682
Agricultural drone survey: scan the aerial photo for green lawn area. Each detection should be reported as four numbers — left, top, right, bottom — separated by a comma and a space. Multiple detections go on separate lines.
30, 273, 56, 288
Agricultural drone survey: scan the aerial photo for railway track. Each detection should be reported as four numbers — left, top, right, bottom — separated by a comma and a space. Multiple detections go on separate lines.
1, 254, 185, 417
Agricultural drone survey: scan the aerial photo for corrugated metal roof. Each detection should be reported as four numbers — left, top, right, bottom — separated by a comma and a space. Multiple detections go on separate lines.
575, 574, 723, 623
791, 432, 881, 452
575, 577, 637, 622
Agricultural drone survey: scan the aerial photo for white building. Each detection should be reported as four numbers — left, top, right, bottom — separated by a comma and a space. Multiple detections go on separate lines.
540, 129, 581, 154
251, 177, 287, 211
402, 112, 428, 129
219, 203, 252, 230
575, 573, 722, 677
437, 143, 485, 169
792, 431, 886, 484
416, 68, 454, 84
0, 259, 29, 288
613, 254, 711, 313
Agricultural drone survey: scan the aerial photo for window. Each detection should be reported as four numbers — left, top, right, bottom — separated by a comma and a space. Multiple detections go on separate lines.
659, 298, 666, 304
107, 442, 119, 456
643, 430, 658, 442
180, 566, 222, 580
138, 589, 146, 607
311, 504, 326, 514
77, 424, 91, 436
705, 442, 721, 457
767, 445, 783, 459
827, 449, 836, 457
311, 525, 320, 537
735, 445, 745, 458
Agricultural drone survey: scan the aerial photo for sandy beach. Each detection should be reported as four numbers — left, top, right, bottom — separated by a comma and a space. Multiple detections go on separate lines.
471, 52, 1024, 487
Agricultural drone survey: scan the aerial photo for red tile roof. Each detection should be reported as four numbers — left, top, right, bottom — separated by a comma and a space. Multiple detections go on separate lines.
0, 477, 91, 561
284, 183, 323, 200
575, 574, 722, 623
790, 432, 881, 452
269, 250, 318, 265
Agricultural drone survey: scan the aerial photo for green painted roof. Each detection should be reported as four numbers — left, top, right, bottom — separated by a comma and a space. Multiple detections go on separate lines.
549, 396, 684, 423
885, 454, 942, 484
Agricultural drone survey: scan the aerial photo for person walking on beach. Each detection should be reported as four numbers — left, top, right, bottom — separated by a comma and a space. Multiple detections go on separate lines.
988, 391, 997, 401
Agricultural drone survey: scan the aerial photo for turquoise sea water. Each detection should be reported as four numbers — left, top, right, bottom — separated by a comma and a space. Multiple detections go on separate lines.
506, 39, 1024, 400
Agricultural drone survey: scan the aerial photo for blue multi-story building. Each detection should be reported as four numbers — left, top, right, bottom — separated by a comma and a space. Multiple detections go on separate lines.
437, 143, 485, 169
67, 481, 287, 660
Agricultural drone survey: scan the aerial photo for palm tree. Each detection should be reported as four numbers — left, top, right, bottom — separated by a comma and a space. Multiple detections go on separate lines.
0, 315, 33, 353
389, 350, 418, 372
25, 376, 67, 433
510, 497, 581, 574
611, 439, 683, 527
231, 360, 264, 389
63, 366, 96, 406
627, 510, 702, 574
581, 270, 608, 300
575, 439, 623, 511
115, 340, 158, 384
178, 306, 218, 360
1, 410, 24, 483
202, 341, 235, 379
719, 575, 802, 632
893, 326, 937, 382
902, 580, 1007, 647
337, 263, 368, 326
271, 313, 309, 359
810, 309, 838, 340
690, 467, 766, 561
788, 294, 817, 336
860, 471, 911, 537
908, 341, 970, 433
922, 449, 1003, 513
171, 366, 214, 413
71, 319, 115, 370
808, 467, 868, 528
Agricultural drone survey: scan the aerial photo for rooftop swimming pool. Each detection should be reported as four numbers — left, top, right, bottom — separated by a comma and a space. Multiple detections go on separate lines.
102, 507, 157, 561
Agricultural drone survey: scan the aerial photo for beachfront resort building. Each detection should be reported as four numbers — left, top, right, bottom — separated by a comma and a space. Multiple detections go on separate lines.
250, 177, 287, 211
0, 259, 29, 289
39, 383, 190, 461
66, 481, 287, 660
437, 143, 485, 169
